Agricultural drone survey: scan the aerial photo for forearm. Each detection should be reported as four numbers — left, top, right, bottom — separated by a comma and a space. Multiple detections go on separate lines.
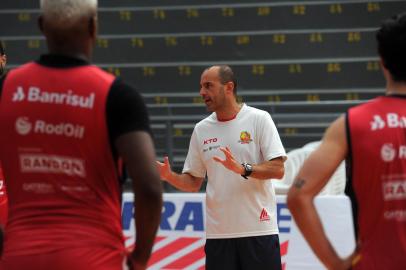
133, 186, 163, 264
250, 160, 284, 180
287, 194, 342, 269
165, 172, 203, 192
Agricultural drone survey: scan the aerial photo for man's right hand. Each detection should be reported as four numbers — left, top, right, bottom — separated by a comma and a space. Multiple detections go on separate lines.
156, 156, 172, 181
156, 156, 204, 192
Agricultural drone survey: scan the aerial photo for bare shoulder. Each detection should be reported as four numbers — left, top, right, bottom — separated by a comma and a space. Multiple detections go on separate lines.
325, 115, 346, 138
319, 115, 347, 159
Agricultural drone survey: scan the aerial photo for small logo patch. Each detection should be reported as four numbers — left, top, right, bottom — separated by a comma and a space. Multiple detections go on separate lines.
239, 131, 252, 144
260, 208, 270, 222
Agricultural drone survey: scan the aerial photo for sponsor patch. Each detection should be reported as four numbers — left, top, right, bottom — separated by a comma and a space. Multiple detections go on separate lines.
20, 153, 86, 178
15, 117, 85, 139
383, 181, 406, 201
13, 86, 95, 109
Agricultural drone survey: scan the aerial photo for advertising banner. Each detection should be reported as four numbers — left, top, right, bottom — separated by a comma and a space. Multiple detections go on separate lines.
122, 193, 355, 270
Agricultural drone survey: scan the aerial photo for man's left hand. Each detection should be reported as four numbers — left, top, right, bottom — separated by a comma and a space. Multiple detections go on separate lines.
213, 147, 244, 175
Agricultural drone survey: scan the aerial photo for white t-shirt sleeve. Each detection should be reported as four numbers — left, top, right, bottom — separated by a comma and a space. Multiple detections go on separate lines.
182, 128, 206, 178
259, 111, 286, 160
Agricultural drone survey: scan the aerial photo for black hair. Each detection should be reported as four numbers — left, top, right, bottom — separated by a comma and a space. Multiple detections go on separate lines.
376, 13, 406, 82
0, 41, 5, 56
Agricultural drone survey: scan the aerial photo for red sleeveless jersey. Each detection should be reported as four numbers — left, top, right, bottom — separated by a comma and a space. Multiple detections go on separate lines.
0, 62, 125, 261
348, 96, 406, 270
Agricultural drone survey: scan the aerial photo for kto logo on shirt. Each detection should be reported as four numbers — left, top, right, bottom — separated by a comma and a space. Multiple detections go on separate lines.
20, 153, 86, 178
15, 117, 85, 139
12, 86, 95, 109
238, 131, 252, 144
203, 138, 218, 145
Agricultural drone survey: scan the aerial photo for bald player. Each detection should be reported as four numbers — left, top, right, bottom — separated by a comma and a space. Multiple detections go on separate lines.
0, 1, 162, 269
158, 65, 286, 270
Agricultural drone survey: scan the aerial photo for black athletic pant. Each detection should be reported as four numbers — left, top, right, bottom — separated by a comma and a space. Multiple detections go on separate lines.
205, 234, 282, 270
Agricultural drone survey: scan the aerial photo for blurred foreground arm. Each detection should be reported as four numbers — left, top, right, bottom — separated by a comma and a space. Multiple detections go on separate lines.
287, 116, 356, 270
116, 132, 163, 270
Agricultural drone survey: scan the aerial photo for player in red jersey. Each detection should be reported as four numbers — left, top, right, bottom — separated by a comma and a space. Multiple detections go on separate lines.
0, 41, 8, 255
287, 13, 406, 270
0, 165, 6, 253
0, 1, 162, 269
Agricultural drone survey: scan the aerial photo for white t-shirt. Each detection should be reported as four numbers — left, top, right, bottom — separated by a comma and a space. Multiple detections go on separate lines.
183, 104, 286, 238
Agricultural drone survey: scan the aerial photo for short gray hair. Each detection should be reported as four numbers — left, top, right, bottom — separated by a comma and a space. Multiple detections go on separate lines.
40, 0, 97, 27
218, 65, 237, 94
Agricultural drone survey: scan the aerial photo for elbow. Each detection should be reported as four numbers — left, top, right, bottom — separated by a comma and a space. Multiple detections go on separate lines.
287, 192, 304, 216
286, 191, 297, 211
190, 183, 202, 193
273, 166, 285, 180
287, 187, 311, 215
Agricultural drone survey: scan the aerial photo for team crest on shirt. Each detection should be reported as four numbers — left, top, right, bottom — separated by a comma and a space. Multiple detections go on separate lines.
238, 131, 252, 144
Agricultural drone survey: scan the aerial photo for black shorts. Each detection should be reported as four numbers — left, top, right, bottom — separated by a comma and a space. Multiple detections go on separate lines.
205, 234, 282, 270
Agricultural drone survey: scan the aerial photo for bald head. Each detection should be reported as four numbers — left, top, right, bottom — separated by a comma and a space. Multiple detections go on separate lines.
39, 0, 98, 60
40, 0, 97, 28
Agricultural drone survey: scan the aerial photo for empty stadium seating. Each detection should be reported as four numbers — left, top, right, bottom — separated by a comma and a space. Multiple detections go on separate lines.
2, 0, 404, 191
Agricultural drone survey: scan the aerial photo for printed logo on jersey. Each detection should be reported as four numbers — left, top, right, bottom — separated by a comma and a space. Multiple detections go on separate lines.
380, 143, 406, 162
203, 145, 220, 153
238, 131, 252, 144
371, 113, 406, 131
23, 182, 55, 194
383, 181, 406, 201
259, 208, 271, 222
20, 154, 86, 178
202, 138, 221, 152
381, 143, 396, 162
15, 117, 85, 139
13, 87, 25, 101
15, 117, 32, 135
12, 86, 95, 109
203, 138, 218, 145
0, 179, 5, 197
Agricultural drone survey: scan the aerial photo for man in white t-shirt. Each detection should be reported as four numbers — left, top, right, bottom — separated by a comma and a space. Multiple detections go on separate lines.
157, 65, 286, 270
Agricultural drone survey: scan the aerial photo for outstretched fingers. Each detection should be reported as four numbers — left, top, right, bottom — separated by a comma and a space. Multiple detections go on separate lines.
213, 156, 225, 164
